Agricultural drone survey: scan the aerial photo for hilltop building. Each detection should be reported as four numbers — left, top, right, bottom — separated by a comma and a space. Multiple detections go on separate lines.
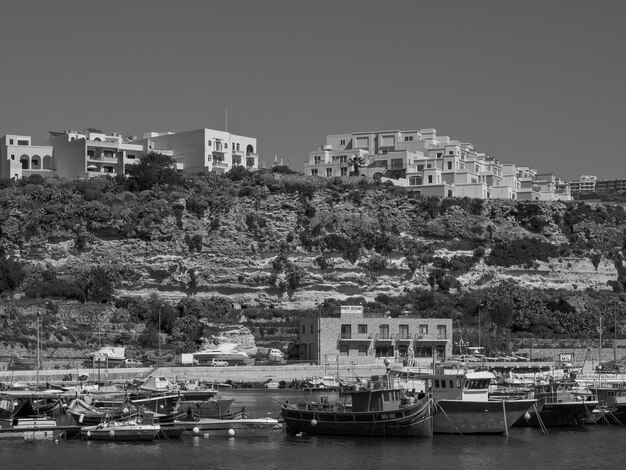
304, 128, 571, 201
131, 128, 258, 175
298, 305, 452, 366
0, 134, 54, 180
1, 127, 259, 180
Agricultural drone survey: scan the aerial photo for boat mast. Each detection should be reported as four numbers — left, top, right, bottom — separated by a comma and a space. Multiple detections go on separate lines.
36, 310, 40, 391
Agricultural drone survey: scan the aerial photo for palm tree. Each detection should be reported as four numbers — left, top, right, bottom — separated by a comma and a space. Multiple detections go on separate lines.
349, 155, 366, 176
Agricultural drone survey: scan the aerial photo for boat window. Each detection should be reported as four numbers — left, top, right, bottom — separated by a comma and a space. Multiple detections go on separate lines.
441, 380, 446, 388
434, 380, 440, 388
449, 380, 454, 389
456, 380, 462, 388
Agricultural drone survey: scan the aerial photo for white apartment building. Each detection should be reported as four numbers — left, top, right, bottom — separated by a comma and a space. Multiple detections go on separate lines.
50, 129, 144, 179
132, 128, 258, 175
305, 128, 569, 201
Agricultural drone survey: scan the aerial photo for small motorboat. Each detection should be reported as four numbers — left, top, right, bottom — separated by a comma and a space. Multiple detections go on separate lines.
175, 416, 282, 438
80, 419, 160, 441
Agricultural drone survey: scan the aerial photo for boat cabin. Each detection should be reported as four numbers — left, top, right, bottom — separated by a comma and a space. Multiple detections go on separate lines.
425, 371, 494, 401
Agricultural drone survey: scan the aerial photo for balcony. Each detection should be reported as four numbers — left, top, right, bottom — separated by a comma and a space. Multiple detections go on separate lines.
374, 333, 394, 343
337, 333, 374, 342
87, 154, 118, 163
212, 161, 228, 168
396, 333, 414, 342
414, 332, 450, 342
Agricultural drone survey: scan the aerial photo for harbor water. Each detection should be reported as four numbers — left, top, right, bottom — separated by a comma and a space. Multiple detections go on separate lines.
1, 389, 624, 470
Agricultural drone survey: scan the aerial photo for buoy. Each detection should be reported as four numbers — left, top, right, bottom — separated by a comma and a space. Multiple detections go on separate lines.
523, 412, 531, 421
193, 426, 200, 434
228, 428, 235, 437
310, 419, 318, 426
109, 429, 115, 438
204, 433, 210, 438
87, 431, 91, 438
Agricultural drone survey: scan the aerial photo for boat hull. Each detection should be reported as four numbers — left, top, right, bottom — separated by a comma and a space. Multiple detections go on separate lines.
80, 424, 159, 441
433, 399, 536, 434
514, 401, 596, 427
281, 398, 432, 437
176, 417, 282, 437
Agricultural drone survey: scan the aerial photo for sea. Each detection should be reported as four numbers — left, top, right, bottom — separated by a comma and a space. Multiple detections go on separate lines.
1, 389, 624, 470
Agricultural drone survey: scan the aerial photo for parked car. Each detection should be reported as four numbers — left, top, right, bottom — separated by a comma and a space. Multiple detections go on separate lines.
122, 358, 144, 368
210, 358, 229, 367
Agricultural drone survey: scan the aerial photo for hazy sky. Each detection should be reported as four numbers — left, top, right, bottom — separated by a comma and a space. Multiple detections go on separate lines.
1, 0, 624, 180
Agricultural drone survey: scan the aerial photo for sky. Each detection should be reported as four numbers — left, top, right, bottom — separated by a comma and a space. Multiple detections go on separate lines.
1, 0, 625, 181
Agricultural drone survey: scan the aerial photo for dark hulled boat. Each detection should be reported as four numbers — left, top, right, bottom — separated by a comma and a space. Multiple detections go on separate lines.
281, 381, 432, 437
513, 383, 597, 427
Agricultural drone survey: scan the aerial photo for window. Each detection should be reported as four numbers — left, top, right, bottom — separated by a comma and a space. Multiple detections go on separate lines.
375, 346, 394, 357
341, 324, 352, 339
339, 155, 348, 163
417, 164, 424, 171
428, 175, 433, 184
339, 345, 349, 356
326, 168, 332, 177
391, 158, 403, 169
9, 139, 13, 145
208, 141, 212, 146
437, 325, 447, 339
310, 324, 315, 334
340, 139, 346, 145
311, 169, 318, 176
437, 152, 442, 158
409, 176, 423, 186
447, 162, 452, 170
10, 154, 15, 161
358, 345, 368, 356
404, 136, 414, 142
416, 346, 432, 357
419, 325, 428, 335
127, 154, 136, 159
399, 325, 409, 339
314, 156, 321, 165
340, 167, 347, 176
358, 324, 368, 334
302, 325, 306, 334
379, 324, 389, 339
449, 151, 454, 155
224, 143, 228, 148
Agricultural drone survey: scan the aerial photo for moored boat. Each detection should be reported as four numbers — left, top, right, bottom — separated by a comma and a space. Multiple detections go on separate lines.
422, 369, 536, 434
175, 416, 282, 437
281, 378, 432, 437
80, 419, 160, 441
513, 383, 597, 427
0, 391, 66, 440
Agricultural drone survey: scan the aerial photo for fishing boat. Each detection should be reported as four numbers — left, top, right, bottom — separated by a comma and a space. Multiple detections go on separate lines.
175, 416, 282, 437
8, 356, 37, 371
0, 391, 66, 440
281, 377, 432, 437
80, 419, 160, 441
588, 383, 626, 424
423, 368, 536, 434
513, 383, 598, 427
67, 397, 138, 426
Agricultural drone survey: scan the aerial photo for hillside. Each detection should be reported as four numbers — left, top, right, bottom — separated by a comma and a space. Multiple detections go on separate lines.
1, 168, 626, 360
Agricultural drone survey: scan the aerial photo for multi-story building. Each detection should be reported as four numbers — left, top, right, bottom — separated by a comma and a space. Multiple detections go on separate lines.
569, 175, 597, 193
50, 129, 144, 179
305, 128, 568, 201
132, 128, 258, 175
0, 134, 54, 180
298, 305, 452, 366
595, 178, 626, 194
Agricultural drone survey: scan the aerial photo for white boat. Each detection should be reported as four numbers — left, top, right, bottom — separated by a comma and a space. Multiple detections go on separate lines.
80, 419, 160, 441
89, 347, 126, 366
193, 343, 249, 365
423, 368, 537, 434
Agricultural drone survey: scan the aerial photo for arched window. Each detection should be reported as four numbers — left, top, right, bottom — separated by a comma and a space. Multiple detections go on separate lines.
20, 155, 30, 170
31, 156, 41, 169
42, 155, 52, 170
246, 144, 254, 155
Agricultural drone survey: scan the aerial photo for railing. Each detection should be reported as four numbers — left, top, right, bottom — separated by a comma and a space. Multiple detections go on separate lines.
338, 333, 373, 341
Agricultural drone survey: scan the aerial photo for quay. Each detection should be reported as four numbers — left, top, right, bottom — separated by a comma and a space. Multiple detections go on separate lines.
1, 363, 389, 386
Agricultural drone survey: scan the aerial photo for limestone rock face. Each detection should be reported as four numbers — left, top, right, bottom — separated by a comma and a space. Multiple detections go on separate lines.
3, 190, 624, 312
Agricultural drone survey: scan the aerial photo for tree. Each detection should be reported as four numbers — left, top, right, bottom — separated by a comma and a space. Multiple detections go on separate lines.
125, 152, 183, 191
349, 155, 366, 176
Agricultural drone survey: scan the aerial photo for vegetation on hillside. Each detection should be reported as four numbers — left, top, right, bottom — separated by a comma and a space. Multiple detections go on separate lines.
2, 158, 626, 355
